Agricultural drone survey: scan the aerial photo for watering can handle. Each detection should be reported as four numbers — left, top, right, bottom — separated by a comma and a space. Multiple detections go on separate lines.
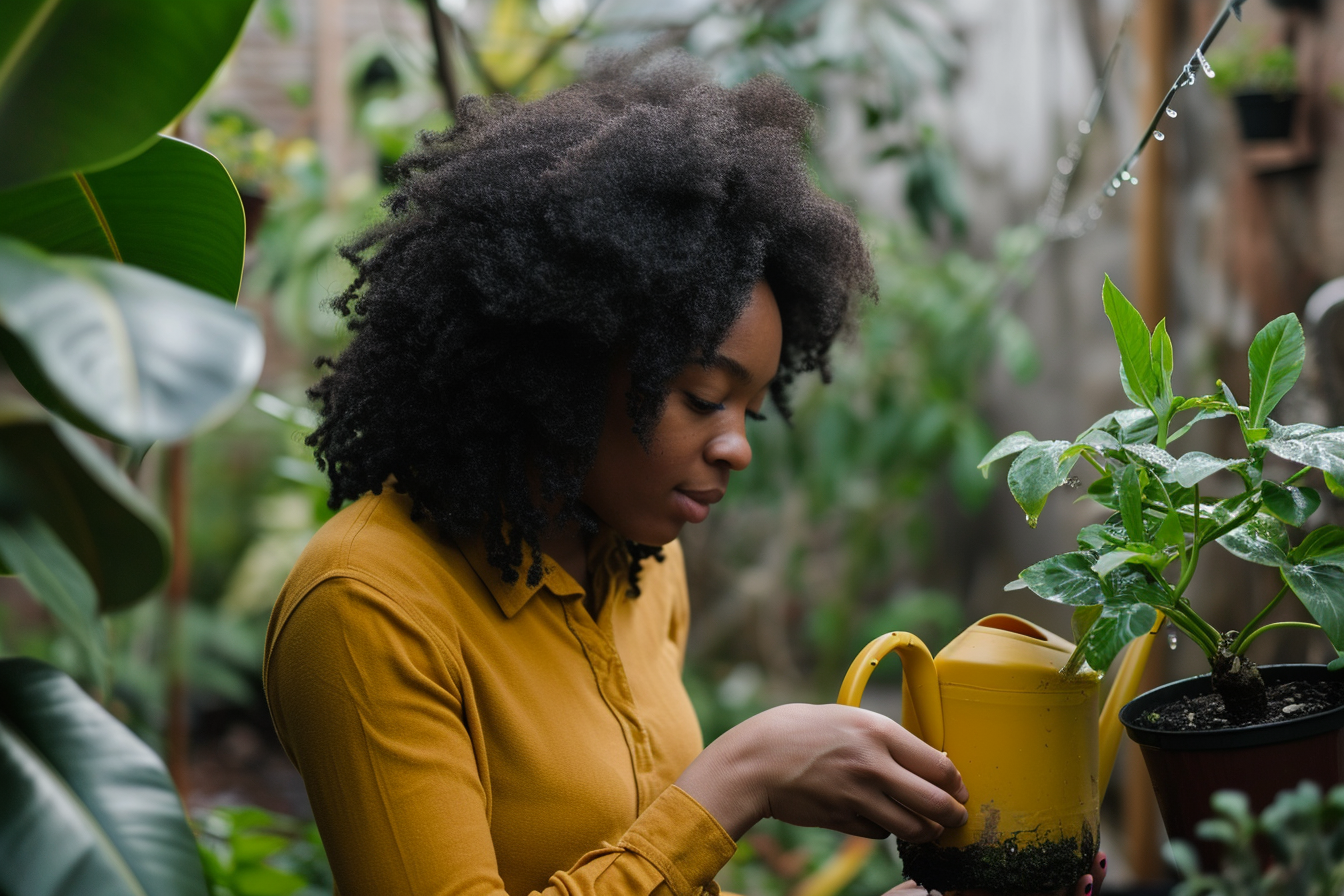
837, 632, 944, 751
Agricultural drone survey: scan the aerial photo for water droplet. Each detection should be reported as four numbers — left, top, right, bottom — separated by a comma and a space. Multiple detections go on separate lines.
1182, 64, 1197, 87
1112, 178, 1122, 189
1129, 177, 1139, 186
1057, 158, 1074, 175
1197, 49, 1215, 79
1168, 632, 1179, 650
1088, 205, 1102, 220
1166, 107, 1178, 118
1105, 186, 1116, 197
1078, 120, 1092, 135
1121, 170, 1131, 181
1153, 131, 1165, 141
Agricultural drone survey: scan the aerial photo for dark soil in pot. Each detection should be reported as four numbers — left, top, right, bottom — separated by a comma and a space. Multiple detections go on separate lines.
1140, 679, 1344, 731
1121, 665, 1344, 871
898, 825, 1095, 894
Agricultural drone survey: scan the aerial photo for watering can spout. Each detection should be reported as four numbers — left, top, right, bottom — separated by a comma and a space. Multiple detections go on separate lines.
1097, 612, 1165, 799
838, 631, 943, 750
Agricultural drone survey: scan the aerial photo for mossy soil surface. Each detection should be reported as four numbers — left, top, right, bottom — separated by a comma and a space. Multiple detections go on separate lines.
898, 825, 1094, 894
1141, 680, 1344, 731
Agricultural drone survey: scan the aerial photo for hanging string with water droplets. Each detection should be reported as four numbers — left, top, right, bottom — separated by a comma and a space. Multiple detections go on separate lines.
1043, 0, 1248, 241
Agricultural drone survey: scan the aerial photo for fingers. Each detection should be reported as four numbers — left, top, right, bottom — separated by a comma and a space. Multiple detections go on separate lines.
884, 722, 969, 803
1074, 874, 1094, 896
844, 798, 944, 843
877, 762, 970, 831
1091, 850, 1106, 894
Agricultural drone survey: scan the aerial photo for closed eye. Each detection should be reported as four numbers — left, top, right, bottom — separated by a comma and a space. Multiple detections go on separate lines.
746, 409, 767, 422
685, 392, 725, 414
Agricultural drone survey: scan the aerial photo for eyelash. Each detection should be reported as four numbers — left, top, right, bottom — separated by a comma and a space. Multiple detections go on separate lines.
685, 392, 768, 421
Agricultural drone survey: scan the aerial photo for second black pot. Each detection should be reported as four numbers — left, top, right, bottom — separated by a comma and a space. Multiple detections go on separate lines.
1120, 665, 1344, 870
1234, 92, 1299, 142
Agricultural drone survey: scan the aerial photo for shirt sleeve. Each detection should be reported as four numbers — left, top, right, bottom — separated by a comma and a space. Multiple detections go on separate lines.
265, 576, 736, 896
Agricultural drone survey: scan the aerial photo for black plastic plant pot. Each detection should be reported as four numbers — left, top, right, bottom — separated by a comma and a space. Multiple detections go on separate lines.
1120, 664, 1344, 871
1233, 92, 1299, 142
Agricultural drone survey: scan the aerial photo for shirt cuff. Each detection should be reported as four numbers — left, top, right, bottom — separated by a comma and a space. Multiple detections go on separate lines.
617, 785, 737, 896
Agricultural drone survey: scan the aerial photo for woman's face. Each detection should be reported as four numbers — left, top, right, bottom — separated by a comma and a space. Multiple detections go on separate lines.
582, 280, 783, 546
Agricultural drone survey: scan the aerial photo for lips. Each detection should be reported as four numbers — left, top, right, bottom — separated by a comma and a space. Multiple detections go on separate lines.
673, 487, 724, 524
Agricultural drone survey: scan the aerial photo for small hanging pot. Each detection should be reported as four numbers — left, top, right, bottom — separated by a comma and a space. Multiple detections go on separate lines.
1233, 92, 1299, 141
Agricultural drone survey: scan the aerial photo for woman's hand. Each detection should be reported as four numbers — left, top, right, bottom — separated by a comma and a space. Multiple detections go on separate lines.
675, 703, 969, 842
883, 849, 1108, 896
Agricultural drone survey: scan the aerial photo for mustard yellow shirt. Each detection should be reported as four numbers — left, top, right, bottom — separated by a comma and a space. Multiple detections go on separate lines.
264, 489, 737, 896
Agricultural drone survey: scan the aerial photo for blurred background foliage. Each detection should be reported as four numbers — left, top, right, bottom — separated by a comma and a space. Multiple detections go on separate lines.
1, 0, 1052, 893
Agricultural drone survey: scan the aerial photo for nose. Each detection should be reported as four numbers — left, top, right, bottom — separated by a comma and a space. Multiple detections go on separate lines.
706, 422, 752, 472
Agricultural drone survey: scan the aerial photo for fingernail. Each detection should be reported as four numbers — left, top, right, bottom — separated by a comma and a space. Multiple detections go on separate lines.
1085, 883, 1093, 894
1100, 857, 1107, 869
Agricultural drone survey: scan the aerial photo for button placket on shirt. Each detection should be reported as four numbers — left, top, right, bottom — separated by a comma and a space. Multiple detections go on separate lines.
560, 568, 658, 815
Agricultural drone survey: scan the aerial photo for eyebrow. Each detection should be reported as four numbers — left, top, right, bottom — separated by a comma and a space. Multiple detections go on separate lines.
700, 353, 755, 386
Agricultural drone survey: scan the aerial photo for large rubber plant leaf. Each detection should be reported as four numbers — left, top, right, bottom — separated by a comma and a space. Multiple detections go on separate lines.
0, 237, 264, 444
1280, 562, 1344, 653
0, 137, 244, 302
0, 403, 169, 611
0, 657, 207, 896
1246, 313, 1304, 429
1217, 514, 1290, 568
1257, 422, 1344, 480
1017, 552, 1107, 606
0, 0, 256, 191
1168, 451, 1238, 488
1260, 481, 1320, 528
0, 511, 108, 693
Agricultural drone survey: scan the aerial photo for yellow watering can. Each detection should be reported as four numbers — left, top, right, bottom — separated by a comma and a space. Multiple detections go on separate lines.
801, 612, 1162, 896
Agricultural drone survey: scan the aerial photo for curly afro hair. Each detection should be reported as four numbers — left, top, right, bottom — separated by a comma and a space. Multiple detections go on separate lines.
306, 53, 875, 587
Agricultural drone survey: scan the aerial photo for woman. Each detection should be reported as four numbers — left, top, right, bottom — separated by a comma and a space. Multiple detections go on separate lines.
265, 55, 1104, 896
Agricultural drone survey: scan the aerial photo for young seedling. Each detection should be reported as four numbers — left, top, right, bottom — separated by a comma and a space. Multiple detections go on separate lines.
981, 276, 1344, 724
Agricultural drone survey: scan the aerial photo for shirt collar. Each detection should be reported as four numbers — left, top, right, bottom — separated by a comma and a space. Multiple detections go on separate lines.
457, 526, 629, 619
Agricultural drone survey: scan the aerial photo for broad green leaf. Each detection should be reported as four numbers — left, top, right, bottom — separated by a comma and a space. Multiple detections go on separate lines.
1247, 313, 1305, 429
1168, 451, 1237, 488
230, 865, 306, 896
0, 237, 264, 443
1256, 422, 1344, 479
0, 137, 244, 302
1093, 549, 1149, 578
1124, 443, 1176, 469
1290, 525, 1344, 566
1151, 501, 1186, 551
1325, 471, 1344, 498
1018, 552, 1107, 606
1081, 601, 1158, 674
0, 0, 257, 190
1187, 492, 1258, 544
1108, 564, 1176, 610
1260, 481, 1320, 528
1083, 408, 1157, 445
978, 431, 1037, 477
0, 658, 208, 896
1075, 429, 1121, 453
0, 512, 108, 693
1217, 514, 1290, 567
1006, 440, 1078, 527
1102, 275, 1159, 412
1119, 463, 1146, 542
1281, 563, 1344, 652
0, 403, 168, 610
1078, 522, 1125, 551
1087, 474, 1118, 510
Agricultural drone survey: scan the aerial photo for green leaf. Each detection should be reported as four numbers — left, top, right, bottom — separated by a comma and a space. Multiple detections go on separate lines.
231, 865, 306, 896
0, 0, 257, 190
1168, 451, 1238, 488
1018, 552, 1107, 606
1246, 313, 1305, 429
1257, 421, 1344, 479
978, 431, 1038, 477
1217, 514, 1290, 567
0, 658, 207, 896
1261, 481, 1320, 528
1078, 522, 1125, 551
1289, 525, 1344, 566
1093, 549, 1151, 578
1119, 463, 1147, 542
1102, 274, 1160, 412
1006, 440, 1078, 527
1125, 443, 1176, 469
1109, 564, 1176, 610
1081, 600, 1158, 674
1281, 562, 1344, 652
1087, 474, 1118, 510
1071, 604, 1104, 644
1151, 318, 1174, 408
1325, 471, 1344, 498
0, 512, 108, 693
0, 137, 244, 302
0, 403, 168, 611
0, 236, 264, 443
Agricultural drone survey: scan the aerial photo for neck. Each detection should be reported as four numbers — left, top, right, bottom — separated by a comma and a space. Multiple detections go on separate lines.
538, 518, 591, 596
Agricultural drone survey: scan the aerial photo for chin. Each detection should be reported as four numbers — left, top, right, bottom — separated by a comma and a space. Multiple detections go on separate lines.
619, 519, 685, 548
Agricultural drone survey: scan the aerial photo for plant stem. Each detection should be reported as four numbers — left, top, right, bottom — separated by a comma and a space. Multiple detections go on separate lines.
1236, 621, 1323, 652
1283, 466, 1312, 486
1229, 583, 1289, 654
1166, 603, 1219, 656
1173, 486, 1201, 600
1084, 451, 1107, 476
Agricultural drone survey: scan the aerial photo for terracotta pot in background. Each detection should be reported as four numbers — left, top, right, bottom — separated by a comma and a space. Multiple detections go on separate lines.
1120, 665, 1344, 871
1234, 92, 1299, 141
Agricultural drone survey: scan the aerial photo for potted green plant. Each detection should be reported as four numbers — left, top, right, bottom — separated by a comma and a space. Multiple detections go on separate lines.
980, 275, 1344, 866
1206, 39, 1299, 141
